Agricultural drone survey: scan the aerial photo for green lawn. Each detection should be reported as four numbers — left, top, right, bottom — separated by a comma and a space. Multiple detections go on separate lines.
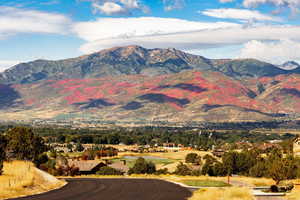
181, 179, 231, 187
110, 156, 176, 168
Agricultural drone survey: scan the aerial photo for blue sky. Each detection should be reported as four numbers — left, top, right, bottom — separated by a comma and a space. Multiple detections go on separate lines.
0, 0, 300, 71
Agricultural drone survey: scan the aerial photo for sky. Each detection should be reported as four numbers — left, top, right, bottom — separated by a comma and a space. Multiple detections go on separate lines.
0, 0, 300, 71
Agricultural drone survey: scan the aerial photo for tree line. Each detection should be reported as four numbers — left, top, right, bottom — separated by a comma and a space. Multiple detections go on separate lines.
0, 127, 47, 175
0, 126, 292, 151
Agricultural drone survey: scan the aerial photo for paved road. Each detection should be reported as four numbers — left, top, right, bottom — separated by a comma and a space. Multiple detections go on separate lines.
11, 178, 192, 200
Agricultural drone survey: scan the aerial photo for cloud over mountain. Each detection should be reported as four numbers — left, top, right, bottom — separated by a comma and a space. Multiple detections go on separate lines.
239, 39, 300, 64
72, 17, 300, 55
0, 6, 71, 38
0, 60, 20, 72
201, 8, 282, 22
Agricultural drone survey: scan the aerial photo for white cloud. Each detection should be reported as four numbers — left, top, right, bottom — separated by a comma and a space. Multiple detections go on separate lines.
243, 0, 300, 15
239, 39, 300, 64
72, 17, 300, 54
201, 8, 282, 22
92, 2, 128, 15
120, 0, 139, 9
0, 60, 20, 72
90, 0, 148, 15
162, 0, 185, 11
0, 6, 71, 38
73, 17, 239, 42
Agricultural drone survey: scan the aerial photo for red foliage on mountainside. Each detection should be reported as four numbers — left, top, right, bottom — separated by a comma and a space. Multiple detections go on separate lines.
11, 71, 300, 116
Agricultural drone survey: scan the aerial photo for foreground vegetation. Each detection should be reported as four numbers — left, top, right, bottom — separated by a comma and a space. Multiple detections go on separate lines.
0, 161, 65, 200
1, 126, 300, 199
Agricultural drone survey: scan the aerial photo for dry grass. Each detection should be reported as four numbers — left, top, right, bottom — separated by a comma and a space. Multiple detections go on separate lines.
229, 176, 275, 187
0, 161, 65, 200
189, 187, 254, 200
286, 189, 300, 200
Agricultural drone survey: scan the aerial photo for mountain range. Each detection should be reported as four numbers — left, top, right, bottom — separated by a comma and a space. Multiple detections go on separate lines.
1, 45, 300, 123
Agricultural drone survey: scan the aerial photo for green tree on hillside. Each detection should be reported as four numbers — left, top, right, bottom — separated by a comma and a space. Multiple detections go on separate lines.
75, 142, 84, 152
268, 158, 288, 185
5, 127, 47, 161
128, 157, 156, 175
0, 135, 7, 175
174, 162, 192, 176
185, 153, 201, 165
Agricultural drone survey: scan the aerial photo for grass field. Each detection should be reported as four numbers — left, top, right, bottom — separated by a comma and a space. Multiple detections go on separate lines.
117, 150, 212, 160
188, 187, 254, 200
0, 161, 65, 200
287, 188, 300, 200
111, 155, 176, 168
181, 179, 231, 187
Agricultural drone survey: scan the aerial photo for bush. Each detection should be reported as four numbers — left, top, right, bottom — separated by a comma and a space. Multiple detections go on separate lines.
5, 127, 47, 160
185, 153, 201, 165
75, 143, 84, 152
191, 169, 202, 176
154, 168, 169, 175
270, 185, 279, 192
249, 161, 268, 177
34, 153, 49, 168
128, 157, 156, 175
213, 162, 227, 176
96, 166, 124, 175
174, 162, 192, 176
0, 135, 7, 175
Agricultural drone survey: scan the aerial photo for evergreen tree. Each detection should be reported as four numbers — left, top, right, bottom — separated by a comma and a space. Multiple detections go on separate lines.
0, 135, 7, 175
5, 127, 47, 161
128, 157, 156, 174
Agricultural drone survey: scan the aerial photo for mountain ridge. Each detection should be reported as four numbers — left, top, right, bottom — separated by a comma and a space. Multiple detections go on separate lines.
0, 45, 294, 84
1, 45, 300, 123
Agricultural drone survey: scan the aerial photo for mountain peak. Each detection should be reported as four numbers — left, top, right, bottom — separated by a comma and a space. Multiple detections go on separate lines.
0, 45, 296, 85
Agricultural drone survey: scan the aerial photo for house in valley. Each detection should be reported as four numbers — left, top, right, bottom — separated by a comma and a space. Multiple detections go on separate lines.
68, 160, 107, 175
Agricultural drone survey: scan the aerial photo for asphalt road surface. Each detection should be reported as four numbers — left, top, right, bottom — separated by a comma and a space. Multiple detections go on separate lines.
11, 178, 192, 200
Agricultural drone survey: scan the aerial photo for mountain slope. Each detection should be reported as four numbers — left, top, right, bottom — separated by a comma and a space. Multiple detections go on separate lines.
214, 59, 287, 78
0, 45, 300, 123
0, 46, 214, 84
0, 46, 293, 84
0, 70, 297, 123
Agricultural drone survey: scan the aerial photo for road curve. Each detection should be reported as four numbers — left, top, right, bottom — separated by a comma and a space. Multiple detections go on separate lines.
11, 178, 192, 200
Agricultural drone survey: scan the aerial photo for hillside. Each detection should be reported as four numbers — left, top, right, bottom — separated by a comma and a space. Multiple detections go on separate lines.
0, 45, 299, 123
0, 45, 292, 85
0, 161, 65, 200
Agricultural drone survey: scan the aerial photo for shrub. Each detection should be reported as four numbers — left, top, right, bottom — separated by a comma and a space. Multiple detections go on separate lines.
128, 157, 156, 175
5, 127, 47, 161
191, 169, 202, 176
34, 153, 49, 168
96, 166, 124, 175
75, 143, 84, 152
174, 162, 192, 176
185, 153, 201, 165
213, 162, 227, 176
154, 168, 169, 175
249, 161, 268, 177
270, 185, 279, 192
0, 135, 7, 175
